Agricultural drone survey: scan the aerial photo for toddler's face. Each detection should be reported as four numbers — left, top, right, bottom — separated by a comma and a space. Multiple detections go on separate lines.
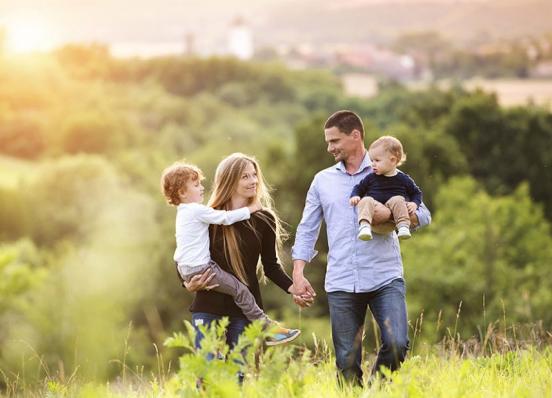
182, 178, 205, 203
368, 146, 398, 175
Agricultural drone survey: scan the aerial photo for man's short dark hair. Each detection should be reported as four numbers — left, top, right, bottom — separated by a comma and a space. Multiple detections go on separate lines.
324, 110, 364, 139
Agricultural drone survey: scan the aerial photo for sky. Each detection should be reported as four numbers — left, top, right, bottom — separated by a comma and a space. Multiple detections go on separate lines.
0, 0, 540, 56
0, 0, 281, 54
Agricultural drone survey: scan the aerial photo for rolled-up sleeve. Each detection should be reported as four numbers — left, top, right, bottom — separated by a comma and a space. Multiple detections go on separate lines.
292, 177, 323, 262
414, 202, 432, 230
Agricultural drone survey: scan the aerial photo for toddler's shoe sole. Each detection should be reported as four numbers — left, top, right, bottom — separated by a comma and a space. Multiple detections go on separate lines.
266, 329, 301, 346
358, 233, 373, 241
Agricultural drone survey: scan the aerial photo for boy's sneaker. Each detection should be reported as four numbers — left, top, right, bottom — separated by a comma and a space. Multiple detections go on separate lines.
265, 324, 301, 346
358, 224, 373, 241
397, 226, 411, 240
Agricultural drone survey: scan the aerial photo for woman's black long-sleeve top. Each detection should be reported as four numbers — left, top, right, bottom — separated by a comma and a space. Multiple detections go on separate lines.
189, 210, 293, 317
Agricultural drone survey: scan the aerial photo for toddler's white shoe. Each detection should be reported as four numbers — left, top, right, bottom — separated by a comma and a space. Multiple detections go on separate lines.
358, 224, 373, 241
397, 226, 411, 240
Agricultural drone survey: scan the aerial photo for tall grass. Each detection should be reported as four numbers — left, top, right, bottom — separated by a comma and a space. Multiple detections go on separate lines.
2, 316, 551, 397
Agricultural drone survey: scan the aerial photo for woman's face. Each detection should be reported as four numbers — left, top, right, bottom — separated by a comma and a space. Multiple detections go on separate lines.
234, 161, 258, 200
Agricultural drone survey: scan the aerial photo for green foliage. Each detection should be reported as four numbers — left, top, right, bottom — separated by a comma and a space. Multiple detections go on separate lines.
24, 155, 119, 245
403, 177, 552, 338
61, 111, 128, 155
0, 240, 45, 314
54, 44, 122, 80
160, 321, 552, 397
444, 91, 552, 218
0, 186, 30, 241
1, 49, 552, 391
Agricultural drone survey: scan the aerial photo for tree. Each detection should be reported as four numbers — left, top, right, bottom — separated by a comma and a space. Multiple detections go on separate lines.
403, 177, 552, 340
0, 116, 46, 159
61, 111, 128, 155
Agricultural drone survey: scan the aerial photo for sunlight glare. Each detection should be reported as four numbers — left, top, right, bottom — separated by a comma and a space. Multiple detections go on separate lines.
5, 16, 56, 54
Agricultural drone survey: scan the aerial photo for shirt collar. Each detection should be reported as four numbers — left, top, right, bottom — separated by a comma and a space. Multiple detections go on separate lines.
335, 151, 372, 175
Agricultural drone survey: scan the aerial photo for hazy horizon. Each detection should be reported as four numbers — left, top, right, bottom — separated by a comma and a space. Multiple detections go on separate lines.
1, 0, 550, 56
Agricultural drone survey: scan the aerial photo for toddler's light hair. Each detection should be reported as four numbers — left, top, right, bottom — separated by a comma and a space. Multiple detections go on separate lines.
160, 162, 204, 206
369, 135, 407, 166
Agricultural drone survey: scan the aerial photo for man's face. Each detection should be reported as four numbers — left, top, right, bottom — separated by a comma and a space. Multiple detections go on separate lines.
324, 126, 361, 163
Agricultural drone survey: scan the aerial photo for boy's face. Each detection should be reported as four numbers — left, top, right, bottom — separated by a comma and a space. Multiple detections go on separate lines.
180, 178, 205, 203
368, 146, 398, 175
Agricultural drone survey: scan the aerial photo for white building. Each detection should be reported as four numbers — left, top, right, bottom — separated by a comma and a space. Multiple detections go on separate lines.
228, 16, 253, 60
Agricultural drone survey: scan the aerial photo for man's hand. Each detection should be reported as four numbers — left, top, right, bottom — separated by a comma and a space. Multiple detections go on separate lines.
292, 260, 316, 308
288, 284, 315, 308
183, 268, 220, 292
349, 196, 361, 206
406, 202, 417, 215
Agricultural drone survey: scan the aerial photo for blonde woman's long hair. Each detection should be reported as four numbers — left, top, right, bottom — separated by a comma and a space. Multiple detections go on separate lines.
208, 153, 288, 285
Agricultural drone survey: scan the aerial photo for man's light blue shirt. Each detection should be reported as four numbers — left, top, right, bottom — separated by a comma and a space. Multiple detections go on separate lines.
292, 153, 431, 293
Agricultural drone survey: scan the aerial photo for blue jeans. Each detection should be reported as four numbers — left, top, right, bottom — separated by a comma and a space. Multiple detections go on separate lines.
191, 312, 250, 384
191, 312, 251, 350
327, 278, 409, 384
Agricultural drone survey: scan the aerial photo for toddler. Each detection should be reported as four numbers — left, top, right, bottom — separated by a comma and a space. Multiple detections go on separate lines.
349, 136, 422, 241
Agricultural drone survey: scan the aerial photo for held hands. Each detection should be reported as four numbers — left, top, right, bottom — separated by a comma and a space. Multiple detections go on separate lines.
406, 201, 417, 215
291, 267, 316, 308
288, 284, 315, 308
349, 196, 361, 206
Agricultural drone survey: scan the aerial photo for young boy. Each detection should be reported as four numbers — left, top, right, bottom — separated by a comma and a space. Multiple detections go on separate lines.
161, 162, 300, 346
349, 136, 423, 241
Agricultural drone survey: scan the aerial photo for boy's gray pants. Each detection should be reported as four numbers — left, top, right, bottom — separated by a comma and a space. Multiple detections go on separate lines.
178, 260, 268, 322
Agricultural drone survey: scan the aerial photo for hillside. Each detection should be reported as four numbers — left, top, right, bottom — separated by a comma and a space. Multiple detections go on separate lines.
261, 0, 552, 45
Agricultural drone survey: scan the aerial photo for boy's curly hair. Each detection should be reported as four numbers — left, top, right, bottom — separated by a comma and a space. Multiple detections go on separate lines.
160, 162, 204, 206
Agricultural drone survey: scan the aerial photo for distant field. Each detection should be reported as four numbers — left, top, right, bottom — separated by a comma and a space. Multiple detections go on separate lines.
0, 155, 35, 188
342, 73, 552, 109
461, 79, 552, 109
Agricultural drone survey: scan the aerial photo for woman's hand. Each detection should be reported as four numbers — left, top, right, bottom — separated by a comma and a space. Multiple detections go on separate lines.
183, 268, 220, 293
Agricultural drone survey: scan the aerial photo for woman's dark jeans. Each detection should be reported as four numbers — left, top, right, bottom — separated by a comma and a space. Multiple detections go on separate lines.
191, 312, 251, 383
191, 312, 251, 349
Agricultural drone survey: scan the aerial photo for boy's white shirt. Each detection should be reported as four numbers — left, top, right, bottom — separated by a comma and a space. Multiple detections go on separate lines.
174, 202, 251, 268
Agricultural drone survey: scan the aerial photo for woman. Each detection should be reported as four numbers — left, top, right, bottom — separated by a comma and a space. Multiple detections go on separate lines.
184, 153, 312, 349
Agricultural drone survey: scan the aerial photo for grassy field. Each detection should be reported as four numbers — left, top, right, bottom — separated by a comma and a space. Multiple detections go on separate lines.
0, 155, 35, 188
342, 74, 552, 110
3, 321, 551, 398
6, 347, 551, 397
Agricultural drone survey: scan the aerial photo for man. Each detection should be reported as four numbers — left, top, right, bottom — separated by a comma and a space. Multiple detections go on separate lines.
291, 110, 431, 384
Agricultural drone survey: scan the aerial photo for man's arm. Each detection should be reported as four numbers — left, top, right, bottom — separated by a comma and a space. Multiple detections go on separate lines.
291, 178, 323, 302
412, 202, 431, 230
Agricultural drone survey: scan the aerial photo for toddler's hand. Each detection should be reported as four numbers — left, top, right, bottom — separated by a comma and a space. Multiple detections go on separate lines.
248, 200, 262, 213
349, 196, 361, 206
406, 202, 417, 215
